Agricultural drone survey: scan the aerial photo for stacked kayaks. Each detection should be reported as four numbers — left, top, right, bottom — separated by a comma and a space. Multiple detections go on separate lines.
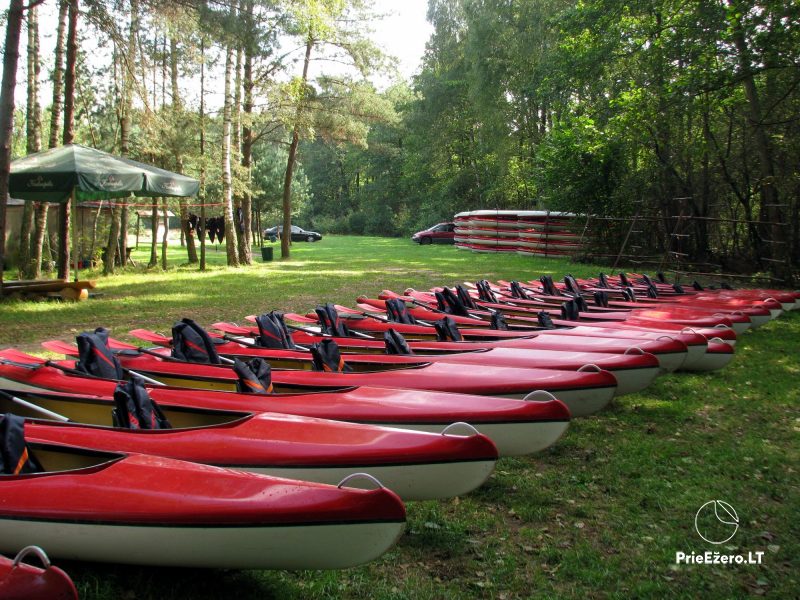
1, 271, 796, 576
454, 210, 583, 257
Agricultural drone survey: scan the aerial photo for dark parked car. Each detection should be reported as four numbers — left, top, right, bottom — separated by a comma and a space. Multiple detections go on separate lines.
264, 225, 323, 242
412, 222, 456, 245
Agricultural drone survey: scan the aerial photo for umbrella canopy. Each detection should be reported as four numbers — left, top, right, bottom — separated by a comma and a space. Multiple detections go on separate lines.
8, 144, 199, 203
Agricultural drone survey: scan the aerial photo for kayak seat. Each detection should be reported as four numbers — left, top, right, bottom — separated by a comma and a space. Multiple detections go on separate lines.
311, 340, 352, 373
0, 413, 43, 475
233, 358, 274, 394
255, 312, 296, 349
172, 318, 221, 364
384, 329, 413, 355
112, 379, 172, 430
75, 328, 125, 380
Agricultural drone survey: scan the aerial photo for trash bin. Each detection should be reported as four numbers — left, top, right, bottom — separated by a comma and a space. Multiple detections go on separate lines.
260, 246, 273, 262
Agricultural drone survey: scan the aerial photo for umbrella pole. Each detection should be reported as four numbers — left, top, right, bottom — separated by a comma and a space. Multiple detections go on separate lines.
71, 190, 78, 282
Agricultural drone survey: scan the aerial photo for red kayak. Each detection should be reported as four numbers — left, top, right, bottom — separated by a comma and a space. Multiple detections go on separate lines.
43, 339, 618, 417
277, 311, 693, 372
0, 432, 405, 569
134, 327, 661, 396
0, 349, 571, 454
1, 387, 498, 501
0, 546, 78, 600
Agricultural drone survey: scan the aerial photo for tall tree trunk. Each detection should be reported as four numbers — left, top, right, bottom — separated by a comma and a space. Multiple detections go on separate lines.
199, 36, 206, 272
48, 0, 68, 149
281, 34, 313, 259
19, 7, 41, 278
171, 34, 197, 264
221, 27, 239, 267
58, 0, 78, 281
233, 31, 247, 264
0, 0, 27, 293
161, 197, 168, 270
148, 200, 158, 267
727, 2, 787, 280
105, 0, 137, 275
240, 2, 254, 265
26, 6, 47, 279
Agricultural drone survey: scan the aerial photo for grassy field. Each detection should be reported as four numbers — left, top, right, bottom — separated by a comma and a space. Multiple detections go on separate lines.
1, 236, 798, 599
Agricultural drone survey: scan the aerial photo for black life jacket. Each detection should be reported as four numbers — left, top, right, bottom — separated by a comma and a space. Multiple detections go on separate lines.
436, 288, 471, 317
539, 275, 559, 296
574, 295, 589, 312
0, 413, 41, 475
563, 275, 582, 296
598, 273, 610, 288
509, 281, 530, 300
646, 284, 659, 299
538, 311, 557, 329
489, 310, 509, 330
314, 304, 351, 337
560, 299, 580, 321
112, 378, 171, 430
75, 327, 125, 380
673, 283, 685, 294
233, 357, 274, 394
619, 272, 631, 287
255, 312, 296, 349
622, 287, 637, 302
171, 318, 221, 364
476, 280, 498, 303
455, 285, 478, 310
384, 329, 413, 355
310, 339, 352, 372
385, 298, 417, 325
656, 272, 667, 284
594, 291, 609, 308
434, 317, 462, 342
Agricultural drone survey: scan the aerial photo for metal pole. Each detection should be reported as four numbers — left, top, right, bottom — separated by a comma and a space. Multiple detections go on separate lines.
71, 189, 78, 281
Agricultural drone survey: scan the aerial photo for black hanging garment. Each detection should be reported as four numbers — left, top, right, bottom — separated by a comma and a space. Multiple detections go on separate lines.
314, 304, 351, 337
489, 310, 509, 330
0, 413, 42, 475
171, 318, 222, 364
112, 378, 171, 430
385, 298, 417, 325
232, 358, 274, 394
434, 317, 463, 342
574, 295, 589, 312
255, 312, 297, 349
75, 327, 125, 380
310, 339, 352, 373
618, 272, 631, 287
384, 329, 413, 355
538, 311, 557, 329
598, 273, 610, 288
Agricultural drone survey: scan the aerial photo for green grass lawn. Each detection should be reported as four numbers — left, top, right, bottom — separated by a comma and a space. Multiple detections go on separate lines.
1, 236, 798, 599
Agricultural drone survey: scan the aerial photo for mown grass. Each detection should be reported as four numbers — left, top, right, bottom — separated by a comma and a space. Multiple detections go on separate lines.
1, 235, 798, 599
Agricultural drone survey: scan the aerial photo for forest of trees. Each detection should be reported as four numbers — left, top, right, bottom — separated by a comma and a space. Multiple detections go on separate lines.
1, 0, 798, 283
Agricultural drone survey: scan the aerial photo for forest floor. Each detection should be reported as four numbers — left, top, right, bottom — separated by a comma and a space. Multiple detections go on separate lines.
1, 235, 798, 599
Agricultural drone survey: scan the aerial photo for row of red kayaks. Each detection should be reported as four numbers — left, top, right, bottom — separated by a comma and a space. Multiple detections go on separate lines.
0, 272, 797, 581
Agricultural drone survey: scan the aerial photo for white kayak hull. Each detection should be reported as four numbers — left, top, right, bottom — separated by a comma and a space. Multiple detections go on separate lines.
250, 459, 496, 501
0, 517, 405, 570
